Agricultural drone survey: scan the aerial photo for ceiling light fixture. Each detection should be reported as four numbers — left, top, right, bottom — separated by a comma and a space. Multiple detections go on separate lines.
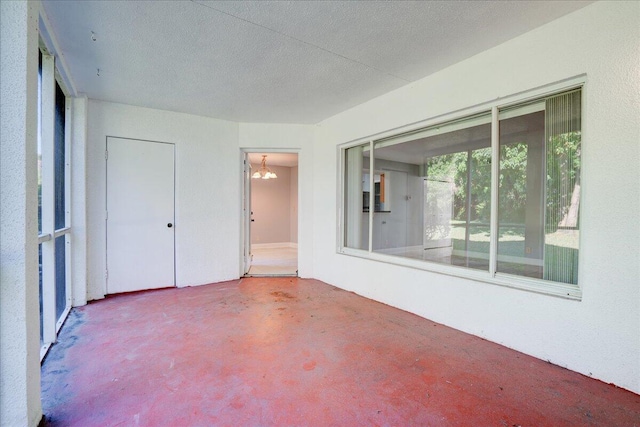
252, 155, 277, 180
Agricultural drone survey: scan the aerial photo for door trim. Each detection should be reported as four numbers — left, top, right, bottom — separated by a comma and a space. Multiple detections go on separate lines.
240, 148, 300, 278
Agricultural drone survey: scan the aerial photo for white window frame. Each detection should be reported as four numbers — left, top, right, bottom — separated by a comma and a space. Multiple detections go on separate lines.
37, 48, 73, 361
337, 76, 585, 300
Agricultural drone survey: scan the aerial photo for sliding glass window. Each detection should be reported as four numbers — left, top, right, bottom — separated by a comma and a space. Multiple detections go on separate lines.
38, 46, 72, 359
54, 82, 68, 321
341, 87, 582, 292
497, 90, 581, 284
38, 50, 44, 346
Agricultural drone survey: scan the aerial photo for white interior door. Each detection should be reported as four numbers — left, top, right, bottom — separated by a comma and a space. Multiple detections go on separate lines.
243, 153, 252, 274
106, 137, 175, 294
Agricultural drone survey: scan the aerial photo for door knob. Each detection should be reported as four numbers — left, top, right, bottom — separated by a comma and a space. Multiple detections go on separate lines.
167, 223, 173, 228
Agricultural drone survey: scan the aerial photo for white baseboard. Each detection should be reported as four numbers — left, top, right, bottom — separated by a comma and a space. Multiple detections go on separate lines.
252, 242, 298, 249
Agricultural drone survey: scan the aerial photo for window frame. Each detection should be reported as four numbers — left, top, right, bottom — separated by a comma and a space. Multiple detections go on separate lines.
337, 76, 585, 300
37, 45, 73, 361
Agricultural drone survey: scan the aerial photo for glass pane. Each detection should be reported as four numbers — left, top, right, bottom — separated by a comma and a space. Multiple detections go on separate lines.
39, 243, 43, 346
38, 51, 43, 234
55, 235, 67, 321
371, 114, 491, 271
497, 90, 581, 284
497, 126, 543, 278
54, 82, 66, 230
371, 155, 404, 252
344, 144, 368, 250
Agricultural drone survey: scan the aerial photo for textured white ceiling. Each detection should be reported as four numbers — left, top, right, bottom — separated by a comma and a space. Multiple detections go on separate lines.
42, 1, 592, 124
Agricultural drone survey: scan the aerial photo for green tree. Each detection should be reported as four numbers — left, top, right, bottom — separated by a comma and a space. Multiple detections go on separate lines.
499, 142, 528, 224
546, 131, 581, 232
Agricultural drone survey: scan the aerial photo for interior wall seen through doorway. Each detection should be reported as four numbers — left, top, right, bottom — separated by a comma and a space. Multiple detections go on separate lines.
251, 164, 298, 245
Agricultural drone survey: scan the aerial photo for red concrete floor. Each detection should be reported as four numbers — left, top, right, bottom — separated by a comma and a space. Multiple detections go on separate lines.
41, 277, 640, 426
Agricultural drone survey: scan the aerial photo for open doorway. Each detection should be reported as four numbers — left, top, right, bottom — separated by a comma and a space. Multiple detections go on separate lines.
244, 152, 298, 276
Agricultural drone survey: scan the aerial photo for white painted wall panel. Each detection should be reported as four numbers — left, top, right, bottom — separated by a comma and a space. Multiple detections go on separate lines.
314, 1, 640, 393
86, 100, 239, 299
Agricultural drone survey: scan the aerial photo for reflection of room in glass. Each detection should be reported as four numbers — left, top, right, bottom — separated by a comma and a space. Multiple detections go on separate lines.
424, 145, 492, 271
343, 144, 368, 250
362, 172, 387, 212
371, 114, 492, 271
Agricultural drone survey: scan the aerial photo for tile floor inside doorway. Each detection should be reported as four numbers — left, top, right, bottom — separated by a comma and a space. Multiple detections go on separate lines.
41, 277, 640, 426
247, 245, 297, 276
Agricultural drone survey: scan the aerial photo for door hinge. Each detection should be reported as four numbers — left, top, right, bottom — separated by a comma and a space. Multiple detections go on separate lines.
105, 269, 108, 280
105, 150, 108, 160
105, 211, 108, 220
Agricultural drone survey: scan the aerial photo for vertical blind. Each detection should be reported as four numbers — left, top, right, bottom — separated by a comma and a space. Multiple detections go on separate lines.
544, 90, 582, 284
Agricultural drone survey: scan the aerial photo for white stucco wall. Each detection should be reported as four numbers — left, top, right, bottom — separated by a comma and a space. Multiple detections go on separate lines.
0, 1, 42, 426
85, 100, 240, 299
70, 96, 88, 306
239, 123, 315, 278
314, 1, 640, 393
